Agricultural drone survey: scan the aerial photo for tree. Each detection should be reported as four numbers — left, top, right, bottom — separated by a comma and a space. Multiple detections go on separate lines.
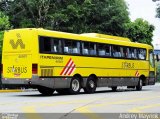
0, 0, 130, 36
125, 18, 155, 45
0, 10, 10, 58
0, 0, 52, 28
0, 11, 10, 30
48, 0, 130, 36
0, 10, 10, 62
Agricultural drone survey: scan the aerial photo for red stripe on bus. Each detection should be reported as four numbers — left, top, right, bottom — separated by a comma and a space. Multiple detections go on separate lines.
64, 61, 74, 75
68, 64, 76, 75
135, 70, 139, 77
135, 71, 137, 76
60, 58, 72, 75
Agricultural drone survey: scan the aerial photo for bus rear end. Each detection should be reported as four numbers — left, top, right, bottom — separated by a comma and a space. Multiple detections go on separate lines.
1, 29, 38, 88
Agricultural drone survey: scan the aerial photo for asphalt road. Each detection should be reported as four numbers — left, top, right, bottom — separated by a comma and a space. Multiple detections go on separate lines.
0, 83, 160, 119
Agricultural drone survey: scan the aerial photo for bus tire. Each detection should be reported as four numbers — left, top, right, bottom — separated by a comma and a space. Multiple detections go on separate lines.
136, 79, 143, 91
84, 77, 97, 94
111, 86, 117, 92
38, 86, 55, 96
68, 76, 81, 94
56, 89, 69, 95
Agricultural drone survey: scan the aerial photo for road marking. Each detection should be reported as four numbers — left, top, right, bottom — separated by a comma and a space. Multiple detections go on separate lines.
0, 90, 23, 93
75, 96, 160, 114
129, 103, 160, 113
78, 108, 102, 119
22, 99, 94, 112
21, 95, 160, 119
76, 107, 104, 119
78, 96, 160, 109
0, 90, 159, 119
25, 114, 43, 119
22, 99, 97, 119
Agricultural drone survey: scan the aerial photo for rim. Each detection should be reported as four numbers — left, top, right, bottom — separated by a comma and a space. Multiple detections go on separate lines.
72, 79, 80, 92
89, 80, 95, 88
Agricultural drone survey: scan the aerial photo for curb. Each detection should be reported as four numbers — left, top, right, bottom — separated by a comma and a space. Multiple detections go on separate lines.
0, 90, 23, 93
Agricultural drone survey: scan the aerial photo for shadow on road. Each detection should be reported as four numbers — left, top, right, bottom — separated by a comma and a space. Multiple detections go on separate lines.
13, 88, 151, 97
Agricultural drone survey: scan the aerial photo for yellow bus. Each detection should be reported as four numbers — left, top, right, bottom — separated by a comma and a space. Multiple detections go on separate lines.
1, 28, 155, 95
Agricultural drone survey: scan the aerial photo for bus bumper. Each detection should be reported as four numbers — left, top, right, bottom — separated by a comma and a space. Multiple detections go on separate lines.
1, 76, 72, 89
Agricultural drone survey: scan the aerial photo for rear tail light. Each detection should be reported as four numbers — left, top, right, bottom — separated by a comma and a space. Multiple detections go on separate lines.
32, 64, 38, 74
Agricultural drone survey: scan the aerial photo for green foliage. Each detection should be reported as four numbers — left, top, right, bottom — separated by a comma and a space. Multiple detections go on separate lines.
0, 0, 154, 46
0, 0, 130, 36
0, 11, 10, 30
125, 18, 155, 45
51, 0, 130, 36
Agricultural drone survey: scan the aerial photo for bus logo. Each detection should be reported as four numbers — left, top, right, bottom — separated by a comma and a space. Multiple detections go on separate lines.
10, 34, 25, 49
60, 58, 76, 76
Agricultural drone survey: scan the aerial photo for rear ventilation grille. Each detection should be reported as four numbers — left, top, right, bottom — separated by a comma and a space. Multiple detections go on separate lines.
41, 69, 53, 76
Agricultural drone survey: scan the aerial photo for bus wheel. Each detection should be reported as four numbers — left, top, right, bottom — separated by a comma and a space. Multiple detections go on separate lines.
111, 86, 117, 92
84, 77, 97, 94
69, 76, 81, 94
38, 86, 55, 96
56, 89, 69, 95
136, 79, 143, 91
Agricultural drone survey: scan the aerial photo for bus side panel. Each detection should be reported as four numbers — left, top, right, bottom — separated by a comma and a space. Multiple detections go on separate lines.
38, 54, 149, 88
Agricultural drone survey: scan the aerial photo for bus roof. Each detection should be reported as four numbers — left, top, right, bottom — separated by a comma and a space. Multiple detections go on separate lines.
81, 33, 131, 42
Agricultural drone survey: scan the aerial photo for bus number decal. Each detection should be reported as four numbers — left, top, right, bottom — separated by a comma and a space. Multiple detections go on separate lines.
122, 62, 134, 69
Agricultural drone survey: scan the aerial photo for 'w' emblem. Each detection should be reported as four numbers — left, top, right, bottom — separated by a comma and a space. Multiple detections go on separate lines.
10, 34, 25, 49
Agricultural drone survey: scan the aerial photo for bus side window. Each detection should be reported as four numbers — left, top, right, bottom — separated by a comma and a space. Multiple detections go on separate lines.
133, 48, 138, 59
39, 36, 51, 52
138, 49, 142, 59
72, 41, 80, 54
64, 40, 72, 54
50, 38, 62, 53
89, 43, 97, 55
127, 48, 132, 58
106, 45, 111, 56
64, 46, 69, 53
98, 44, 106, 56
112, 46, 121, 58
82, 42, 89, 55
138, 49, 146, 60
121, 47, 128, 58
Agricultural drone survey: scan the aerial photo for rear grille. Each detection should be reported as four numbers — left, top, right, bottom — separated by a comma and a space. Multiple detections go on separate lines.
41, 69, 53, 76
